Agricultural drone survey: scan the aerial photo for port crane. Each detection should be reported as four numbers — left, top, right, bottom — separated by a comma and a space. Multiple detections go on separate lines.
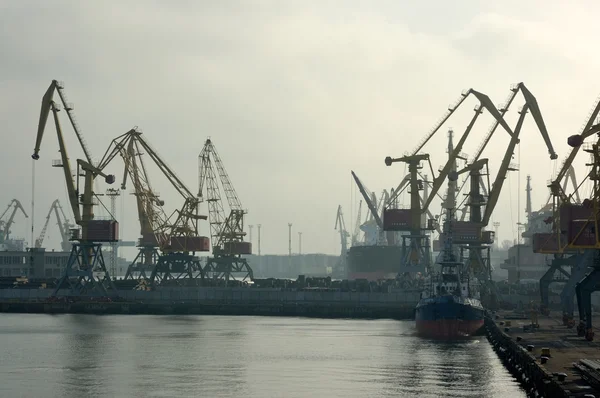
198, 138, 253, 283
32, 80, 123, 296
0, 199, 28, 247
106, 129, 209, 285
424, 85, 556, 292
529, 96, 600, 339
573, 134, 600, 341
537, 165, 585, 324
384, 87, 513, 272
527, 95, 600, 340
34, 199, 72, 251
334, 205, 350, 277
115, 131, 169, 281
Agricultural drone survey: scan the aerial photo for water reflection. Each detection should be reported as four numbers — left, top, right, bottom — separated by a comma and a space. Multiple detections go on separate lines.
0, 315, 523, 398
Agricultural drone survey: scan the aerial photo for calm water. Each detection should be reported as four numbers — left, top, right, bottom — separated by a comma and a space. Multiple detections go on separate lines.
0, 314, 524, 398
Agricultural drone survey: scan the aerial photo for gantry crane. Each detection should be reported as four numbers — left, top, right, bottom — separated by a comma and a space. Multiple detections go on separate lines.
572, 134, 600, 341
384, 87, 512, 273
34, 199, 72, 251
334, 205, 350, 277
530, 97, 600, 338
105, 129, 209, 285
0, 199, 28, 248
537, 166, 584, 322
32, 80, 122, 297
527, 96, 600, 340
117, 131, 168, 281
198, 138, 253, 283
425, 85, 556, 287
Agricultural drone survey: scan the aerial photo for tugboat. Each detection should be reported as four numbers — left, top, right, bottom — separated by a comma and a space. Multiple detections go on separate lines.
415, 207, 485, 339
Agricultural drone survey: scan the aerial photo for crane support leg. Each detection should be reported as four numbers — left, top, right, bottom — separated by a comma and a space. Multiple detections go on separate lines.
124, 247, 160, 281
559, 252, 591, 326
575, 256, 600, 341
539, 261, 564, 315
400, 234, 431, 276
539, 256, 574, 316
204, 255, 254, 286
149, 253, 204, 287
51, 243, 117, 297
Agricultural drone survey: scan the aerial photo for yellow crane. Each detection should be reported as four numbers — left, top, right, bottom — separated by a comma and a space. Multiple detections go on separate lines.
198, 138, 252, 283
32, 80, 123, 297
105, 129, 209, 285
384, 87, 511, 268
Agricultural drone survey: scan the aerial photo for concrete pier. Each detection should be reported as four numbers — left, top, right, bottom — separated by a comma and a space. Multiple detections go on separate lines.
487, 310, 600, 397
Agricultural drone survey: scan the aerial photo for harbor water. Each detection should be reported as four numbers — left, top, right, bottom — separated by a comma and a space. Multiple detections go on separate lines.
0, 314, 525, 397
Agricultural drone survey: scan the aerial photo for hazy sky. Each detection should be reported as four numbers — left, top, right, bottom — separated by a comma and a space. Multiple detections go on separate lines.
1, 1, 599, 256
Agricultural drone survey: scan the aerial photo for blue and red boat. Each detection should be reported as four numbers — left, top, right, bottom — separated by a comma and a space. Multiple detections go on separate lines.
415, 294, 485, 338
415, 209, 485, 339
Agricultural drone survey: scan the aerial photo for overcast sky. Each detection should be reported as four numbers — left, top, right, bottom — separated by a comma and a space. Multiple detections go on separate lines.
1, 0, 599, 257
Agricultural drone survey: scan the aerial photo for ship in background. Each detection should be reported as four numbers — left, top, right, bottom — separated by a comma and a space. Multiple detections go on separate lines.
501, 169, 580, 283
335, 174, 431, 282
344, 188, 407, 281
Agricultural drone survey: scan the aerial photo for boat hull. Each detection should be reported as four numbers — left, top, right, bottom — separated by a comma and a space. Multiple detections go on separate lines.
415, 296, 484, 339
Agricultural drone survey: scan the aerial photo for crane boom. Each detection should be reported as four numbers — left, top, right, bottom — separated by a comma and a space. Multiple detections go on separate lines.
423, 107, 483, 210
471, 83, 557, 163
519, 84, 557, 160
198, 138, 247, 253
49, 103, 81, 223
33, 80, 92, 164
550, 98, 600, 201
119, 136, 170, 248
423, 89, 515, 212
351, 171, 383, 229
410, 88, 514, 156
136, 136, 197, 200
481, 105, 529, 225
203, 140, 243, 211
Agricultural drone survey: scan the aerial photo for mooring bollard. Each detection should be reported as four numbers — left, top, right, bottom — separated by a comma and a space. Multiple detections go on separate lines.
540, 356, 549, 364
527, 345, 534, 352
541, 347, 551, 357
